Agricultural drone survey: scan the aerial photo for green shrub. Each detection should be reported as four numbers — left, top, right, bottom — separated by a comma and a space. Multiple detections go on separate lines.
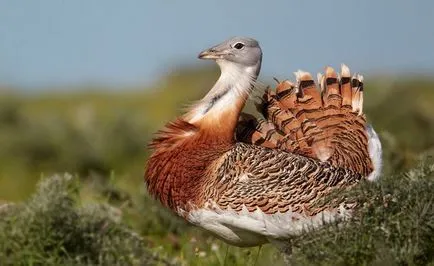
288, 159, 434, 266
0, 174, 172, 266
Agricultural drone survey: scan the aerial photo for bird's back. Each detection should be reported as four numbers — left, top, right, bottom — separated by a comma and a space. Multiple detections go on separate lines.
237, 65, 382, 180
145, 37, 382, 248
184, 65, 382, 247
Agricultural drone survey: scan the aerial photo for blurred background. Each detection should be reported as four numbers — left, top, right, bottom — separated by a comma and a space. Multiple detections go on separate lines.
1, 1, 434, 265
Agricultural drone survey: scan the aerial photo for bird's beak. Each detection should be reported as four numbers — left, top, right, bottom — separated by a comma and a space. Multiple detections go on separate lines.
198, 48, 225, 60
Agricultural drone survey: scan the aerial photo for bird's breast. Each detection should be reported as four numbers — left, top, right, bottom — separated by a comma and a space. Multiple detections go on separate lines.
145, 135, 232, 212
186, 202, 349, 247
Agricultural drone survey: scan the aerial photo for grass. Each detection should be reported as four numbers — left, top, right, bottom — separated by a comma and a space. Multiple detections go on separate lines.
0, 67, 434, 265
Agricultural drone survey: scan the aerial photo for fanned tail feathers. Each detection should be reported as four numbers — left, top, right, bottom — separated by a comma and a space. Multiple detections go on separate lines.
237, 65, 373, 176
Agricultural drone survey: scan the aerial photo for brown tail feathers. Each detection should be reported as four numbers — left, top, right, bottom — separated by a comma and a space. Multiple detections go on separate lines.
237, 65, 373, 176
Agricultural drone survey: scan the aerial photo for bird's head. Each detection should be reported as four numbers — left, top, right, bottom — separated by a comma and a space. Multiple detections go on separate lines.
188, 37, 263, 135
198, 36, 262, 69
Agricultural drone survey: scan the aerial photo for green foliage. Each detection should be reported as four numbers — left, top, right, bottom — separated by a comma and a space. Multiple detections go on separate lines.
0, 174, 170, 265
0, 67, 218, 200
288, 160, 434, 265
366, 78, 434, 173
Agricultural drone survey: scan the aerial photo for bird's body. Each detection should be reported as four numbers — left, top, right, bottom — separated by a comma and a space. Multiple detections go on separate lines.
145, 37, 382, 247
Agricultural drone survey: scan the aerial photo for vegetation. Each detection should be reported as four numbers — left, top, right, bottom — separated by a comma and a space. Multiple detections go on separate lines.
0, 67, 433, 265
289, 160, 434, 265
0, 174, 171, 265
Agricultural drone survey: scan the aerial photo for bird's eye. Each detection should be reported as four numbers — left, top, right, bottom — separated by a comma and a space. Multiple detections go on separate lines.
233, 42, 245, 50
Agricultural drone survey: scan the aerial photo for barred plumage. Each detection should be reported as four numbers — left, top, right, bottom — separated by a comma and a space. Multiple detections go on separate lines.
145, 37, 382, 247
237, 65, 373, 176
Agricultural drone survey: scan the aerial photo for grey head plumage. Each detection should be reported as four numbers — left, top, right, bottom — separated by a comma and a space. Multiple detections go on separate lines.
198, 36, 262, 71
184, 37, 263, 124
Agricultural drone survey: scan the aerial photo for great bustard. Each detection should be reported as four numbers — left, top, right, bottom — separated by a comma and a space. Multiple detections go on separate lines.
145, 37, 382, 248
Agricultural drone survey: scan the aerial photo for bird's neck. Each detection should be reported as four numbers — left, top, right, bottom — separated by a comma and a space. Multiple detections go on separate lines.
184, 61, 260, 142
146, 62, 260, 210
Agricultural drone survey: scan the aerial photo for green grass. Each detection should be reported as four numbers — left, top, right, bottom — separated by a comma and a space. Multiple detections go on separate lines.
0, 68, 434, 265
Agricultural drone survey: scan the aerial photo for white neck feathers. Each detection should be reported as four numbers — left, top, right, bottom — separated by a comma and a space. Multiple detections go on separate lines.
187, 61, 259, 124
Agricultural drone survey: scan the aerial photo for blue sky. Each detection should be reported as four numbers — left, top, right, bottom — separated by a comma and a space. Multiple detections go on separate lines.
1, 0, 433, 90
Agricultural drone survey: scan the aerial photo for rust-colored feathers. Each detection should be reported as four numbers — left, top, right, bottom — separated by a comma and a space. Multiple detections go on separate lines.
149, 119, 197, 151
144, 37, 382, 247
237, 65, 373, 176
145, 36, 381, 247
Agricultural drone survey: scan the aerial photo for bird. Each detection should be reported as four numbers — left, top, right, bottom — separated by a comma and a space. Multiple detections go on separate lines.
145, 36, 382, 249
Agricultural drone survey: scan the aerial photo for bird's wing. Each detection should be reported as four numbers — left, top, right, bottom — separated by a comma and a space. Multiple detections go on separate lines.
237, 65, 376, 177
209, 142, 361, 216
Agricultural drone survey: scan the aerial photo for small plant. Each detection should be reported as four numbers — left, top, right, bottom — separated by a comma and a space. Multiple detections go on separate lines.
0, 174, 172, 265
288, 159, 434, 266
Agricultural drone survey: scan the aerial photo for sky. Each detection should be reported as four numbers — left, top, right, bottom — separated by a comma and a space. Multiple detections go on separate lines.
1, 0, 434, 90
